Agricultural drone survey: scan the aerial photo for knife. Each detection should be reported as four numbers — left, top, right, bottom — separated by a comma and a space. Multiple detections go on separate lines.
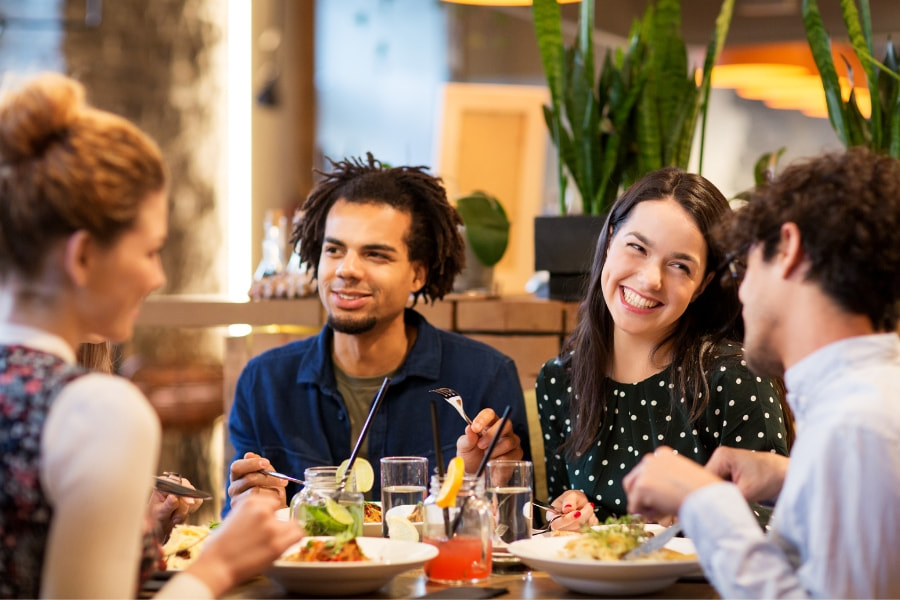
154, 476, 214, 500
622, 523, 683, 560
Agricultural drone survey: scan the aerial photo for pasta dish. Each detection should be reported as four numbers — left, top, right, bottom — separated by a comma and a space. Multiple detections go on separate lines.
364, 502, 382, 523
559, 518, 694, 562
283, 536, 368, 562
163, 524, 211, 569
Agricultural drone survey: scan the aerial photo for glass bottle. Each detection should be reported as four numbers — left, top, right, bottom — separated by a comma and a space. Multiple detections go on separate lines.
422, 473, 492, 584
253, 209, 286, 281
289, 466, 364, 537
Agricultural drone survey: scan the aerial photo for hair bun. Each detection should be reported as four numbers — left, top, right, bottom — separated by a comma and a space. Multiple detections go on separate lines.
0, 73, 85, 164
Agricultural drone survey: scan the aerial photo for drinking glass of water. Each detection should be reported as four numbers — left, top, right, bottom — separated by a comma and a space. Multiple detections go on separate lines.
486, 459, 533, 544
380, 456, 428, 538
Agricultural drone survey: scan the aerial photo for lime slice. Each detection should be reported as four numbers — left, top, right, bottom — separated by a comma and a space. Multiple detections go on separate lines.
386, 514, 419, 542
435, 456, 464, 509
335, 458, 375, 493
324, 497, 354, 526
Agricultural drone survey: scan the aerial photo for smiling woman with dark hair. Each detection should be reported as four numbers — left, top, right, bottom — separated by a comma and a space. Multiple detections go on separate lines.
536, 167, 792, 529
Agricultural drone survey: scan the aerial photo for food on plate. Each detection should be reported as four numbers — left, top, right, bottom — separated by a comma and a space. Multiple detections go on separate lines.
364, 501, 383, 523
405, 504, 424, 522
162, 524, 211, 569
364, 501, 423, 524
283, 534, 369, 563
558, 517, 695, 562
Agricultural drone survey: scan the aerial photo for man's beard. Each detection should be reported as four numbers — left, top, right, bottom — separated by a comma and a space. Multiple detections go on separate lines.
743, 330, 785, 379
328, 314, 378, 335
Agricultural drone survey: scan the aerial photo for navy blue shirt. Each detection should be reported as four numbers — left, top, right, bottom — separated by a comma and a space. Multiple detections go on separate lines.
224, 309, 531, 515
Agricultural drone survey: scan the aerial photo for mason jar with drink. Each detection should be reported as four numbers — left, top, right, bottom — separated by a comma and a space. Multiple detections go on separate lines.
421, 457, 492, 584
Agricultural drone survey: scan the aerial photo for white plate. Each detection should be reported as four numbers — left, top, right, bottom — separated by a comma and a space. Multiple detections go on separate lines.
265, 536, 438, 596
507, 532, 700, 596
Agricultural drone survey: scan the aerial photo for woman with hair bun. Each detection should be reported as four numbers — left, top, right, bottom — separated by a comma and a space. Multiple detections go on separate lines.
0, 73, 302, 598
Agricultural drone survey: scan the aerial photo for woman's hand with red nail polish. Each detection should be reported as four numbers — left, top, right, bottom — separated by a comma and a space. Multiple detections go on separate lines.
548, 490, 599, 531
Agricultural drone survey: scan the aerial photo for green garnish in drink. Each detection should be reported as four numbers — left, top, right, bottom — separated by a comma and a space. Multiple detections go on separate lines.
298, 499, 363, 537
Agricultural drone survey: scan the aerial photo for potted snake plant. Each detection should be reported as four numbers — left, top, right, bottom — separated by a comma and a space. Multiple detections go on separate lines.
802, 0, 899, 157
531, 0, 735, 301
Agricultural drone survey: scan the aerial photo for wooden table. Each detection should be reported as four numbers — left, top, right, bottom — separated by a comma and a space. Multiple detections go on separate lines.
221, 568, 718, 599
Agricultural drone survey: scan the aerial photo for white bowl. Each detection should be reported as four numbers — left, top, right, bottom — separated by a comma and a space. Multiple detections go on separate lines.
265, 536, 438, 596
507, 532, 700, 596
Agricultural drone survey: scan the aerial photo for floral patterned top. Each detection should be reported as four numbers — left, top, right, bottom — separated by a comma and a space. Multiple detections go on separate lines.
0, 345, 86, 598
536, 342, 790, 521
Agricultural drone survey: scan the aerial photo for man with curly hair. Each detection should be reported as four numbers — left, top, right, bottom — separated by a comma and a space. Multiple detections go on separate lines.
623, 147, 900, 598
224, 154, 530, 513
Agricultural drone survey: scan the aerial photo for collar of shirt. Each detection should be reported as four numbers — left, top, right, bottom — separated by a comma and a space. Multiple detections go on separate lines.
785, 333, 899, 424
0, 322, 76, 364
294, 308, 442, 390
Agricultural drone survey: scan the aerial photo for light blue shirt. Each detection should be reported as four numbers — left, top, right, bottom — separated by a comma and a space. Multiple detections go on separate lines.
680, 333, 900, 598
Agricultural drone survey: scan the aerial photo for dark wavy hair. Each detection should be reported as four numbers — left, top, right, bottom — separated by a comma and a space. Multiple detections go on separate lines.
564, 167, 745, 455
720, 147, 900, 332
291, 153, 464, 305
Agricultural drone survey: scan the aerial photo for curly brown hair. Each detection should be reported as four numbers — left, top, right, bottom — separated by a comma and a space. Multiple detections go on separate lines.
291, 153, 464, 305
720, 147, 900, 331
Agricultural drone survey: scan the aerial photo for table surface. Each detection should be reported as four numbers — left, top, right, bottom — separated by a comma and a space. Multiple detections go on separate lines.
218, 567, 718, 599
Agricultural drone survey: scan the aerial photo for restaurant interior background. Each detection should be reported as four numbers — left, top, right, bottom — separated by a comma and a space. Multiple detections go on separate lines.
1, 0, 897, 518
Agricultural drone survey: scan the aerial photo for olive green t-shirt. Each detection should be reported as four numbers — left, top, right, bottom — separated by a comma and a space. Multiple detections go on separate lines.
333, 366, 393, 461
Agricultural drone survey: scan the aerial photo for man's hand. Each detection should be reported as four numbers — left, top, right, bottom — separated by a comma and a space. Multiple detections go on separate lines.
227, 452, 288, 510
547, 489, 599, 531
148, 473, 202, 539
623, 446, 722, 521
704, 446, 789, 503
456, 408, 522, 474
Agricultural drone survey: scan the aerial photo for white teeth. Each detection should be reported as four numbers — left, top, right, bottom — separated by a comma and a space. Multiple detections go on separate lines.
336, 293, 357, 300
622, 288, 660, 309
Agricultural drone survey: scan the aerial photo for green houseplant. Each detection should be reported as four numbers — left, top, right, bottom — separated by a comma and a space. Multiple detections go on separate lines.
530, 0, 734, 300
453, 191, 510, 294
802, 0, 899, 157
532, 0, 736, 216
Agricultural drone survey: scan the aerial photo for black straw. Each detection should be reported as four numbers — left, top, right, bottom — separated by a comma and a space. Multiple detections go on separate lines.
430, 400, 451, 537
338, 376, 391, 491
449, 405, 511, 536
474, 405, 510, 478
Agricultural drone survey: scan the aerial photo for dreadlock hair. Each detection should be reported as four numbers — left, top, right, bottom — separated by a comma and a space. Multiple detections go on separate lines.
291, 153, 464, 305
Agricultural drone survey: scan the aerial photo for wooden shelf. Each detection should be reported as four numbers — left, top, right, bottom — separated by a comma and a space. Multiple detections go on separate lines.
137, 294, 325, 328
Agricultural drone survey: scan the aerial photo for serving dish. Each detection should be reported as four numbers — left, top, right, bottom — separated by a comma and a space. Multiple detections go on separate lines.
507, 530, 700, 595
265, 536, 437, 596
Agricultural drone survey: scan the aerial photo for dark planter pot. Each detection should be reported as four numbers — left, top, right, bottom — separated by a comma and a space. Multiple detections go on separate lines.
534, 214, 607, 302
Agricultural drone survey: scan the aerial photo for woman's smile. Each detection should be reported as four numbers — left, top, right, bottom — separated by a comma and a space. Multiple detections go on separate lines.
621, 286, 662, 310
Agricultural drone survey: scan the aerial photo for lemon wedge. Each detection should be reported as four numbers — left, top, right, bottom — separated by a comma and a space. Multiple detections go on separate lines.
386, 514, 419, 541
336, 458, 375, 493
324, 497, 354, 525
435, 456, 465, 508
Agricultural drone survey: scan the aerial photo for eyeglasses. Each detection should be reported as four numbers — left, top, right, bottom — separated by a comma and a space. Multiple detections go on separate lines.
716, 243, 751, 283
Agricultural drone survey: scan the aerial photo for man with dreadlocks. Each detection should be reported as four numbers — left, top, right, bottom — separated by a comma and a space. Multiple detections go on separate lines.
223, 154, 530, 514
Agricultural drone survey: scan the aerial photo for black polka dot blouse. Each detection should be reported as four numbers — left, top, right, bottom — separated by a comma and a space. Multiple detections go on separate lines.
536, 342, 790, 521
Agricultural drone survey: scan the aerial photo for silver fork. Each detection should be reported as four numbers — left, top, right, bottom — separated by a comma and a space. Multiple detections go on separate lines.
430, 387, 475, 427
